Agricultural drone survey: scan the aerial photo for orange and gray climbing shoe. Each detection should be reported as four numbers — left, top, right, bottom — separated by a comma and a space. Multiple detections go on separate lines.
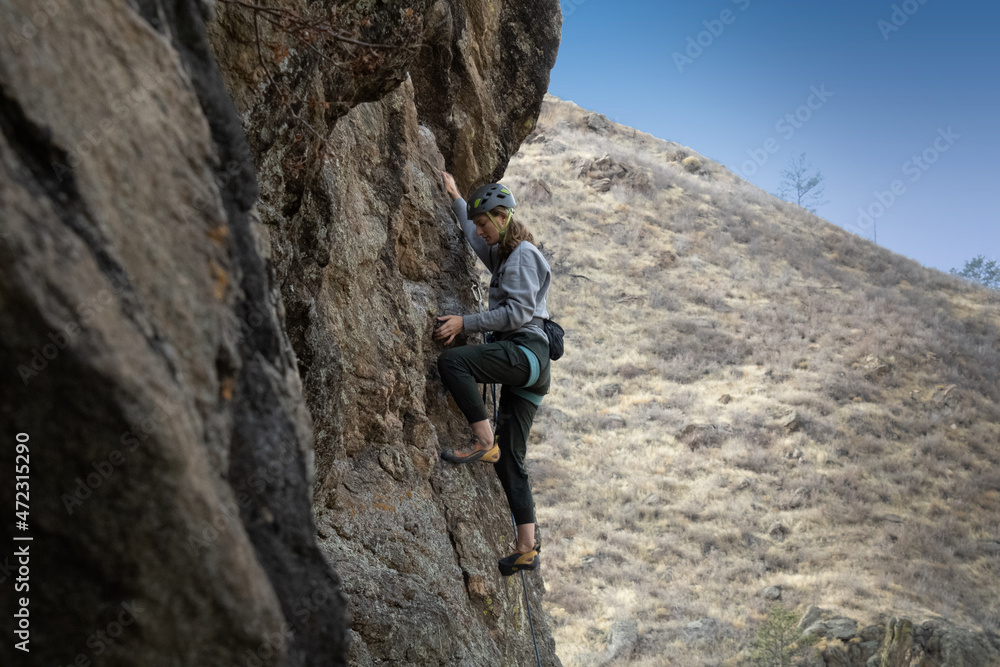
441, 436, 499, 464
498, 548, 539, 577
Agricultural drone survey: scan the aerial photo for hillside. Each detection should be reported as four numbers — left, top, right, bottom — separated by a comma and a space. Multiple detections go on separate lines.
503, 95, 1000, 665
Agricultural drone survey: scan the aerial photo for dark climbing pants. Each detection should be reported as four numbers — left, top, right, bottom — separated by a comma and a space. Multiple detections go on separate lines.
437, 339, 547, 526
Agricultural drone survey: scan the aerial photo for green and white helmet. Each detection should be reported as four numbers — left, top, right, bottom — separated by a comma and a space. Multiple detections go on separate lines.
467, 183, 517, 219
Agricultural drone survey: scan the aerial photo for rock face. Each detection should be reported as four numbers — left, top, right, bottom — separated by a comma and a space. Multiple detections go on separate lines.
208, 0, 562, 665
795, 608, 1000, 667
871, 617, 1000, 667
604, 618, 638, 663
0, 0, 560, 666
578, 154, 652, 193
0, 0, 345, 664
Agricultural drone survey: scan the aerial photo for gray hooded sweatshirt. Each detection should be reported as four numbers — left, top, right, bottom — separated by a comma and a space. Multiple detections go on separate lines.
453, 198, 551, 342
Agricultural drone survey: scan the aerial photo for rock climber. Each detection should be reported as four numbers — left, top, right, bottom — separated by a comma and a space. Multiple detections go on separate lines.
434, 171, 552, 577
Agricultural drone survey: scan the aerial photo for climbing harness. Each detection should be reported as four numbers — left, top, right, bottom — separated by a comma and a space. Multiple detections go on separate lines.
473, 283, 544, 405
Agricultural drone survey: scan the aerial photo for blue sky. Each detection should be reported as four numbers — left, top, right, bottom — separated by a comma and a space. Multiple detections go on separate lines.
548, 0, 999, 274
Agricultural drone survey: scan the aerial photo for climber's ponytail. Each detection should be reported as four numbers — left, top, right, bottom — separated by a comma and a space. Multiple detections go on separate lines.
494, 206, 535, 262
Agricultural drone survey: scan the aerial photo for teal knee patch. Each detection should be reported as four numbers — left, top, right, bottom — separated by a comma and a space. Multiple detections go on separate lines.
512, 345, 543, 404
517, 344, 540, 387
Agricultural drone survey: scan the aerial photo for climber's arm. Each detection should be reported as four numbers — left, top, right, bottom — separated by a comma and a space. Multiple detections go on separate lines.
442, 171, 495, 272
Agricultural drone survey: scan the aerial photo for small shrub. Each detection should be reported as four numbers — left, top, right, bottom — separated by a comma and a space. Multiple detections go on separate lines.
746, 605, 817, 666
648, 286, 681, 311
682, 155, 702, 173
826, 371, 881, 403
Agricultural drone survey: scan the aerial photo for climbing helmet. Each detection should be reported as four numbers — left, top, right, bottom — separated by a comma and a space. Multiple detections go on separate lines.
467, 183, 517, 220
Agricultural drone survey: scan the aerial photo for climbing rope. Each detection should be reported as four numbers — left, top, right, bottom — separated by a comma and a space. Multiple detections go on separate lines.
510, 508, 543, 667
483, 381, 543, 667
475, 281, 541, 666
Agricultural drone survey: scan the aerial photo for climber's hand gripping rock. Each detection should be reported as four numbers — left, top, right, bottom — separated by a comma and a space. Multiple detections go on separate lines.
441, 171, 461, 201
434, 315, 463, 345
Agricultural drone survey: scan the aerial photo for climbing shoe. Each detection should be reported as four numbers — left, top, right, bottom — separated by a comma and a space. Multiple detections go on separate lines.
498, 549, 539, 577
441, 437, 499, 464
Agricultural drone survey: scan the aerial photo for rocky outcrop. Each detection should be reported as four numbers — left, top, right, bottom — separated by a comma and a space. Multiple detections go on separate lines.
207, 0, 561, 664
577, 154, 651, 193
583, 112, 612, 135
1, 0, 344, 664
604, 618, 638, 663
794, 607, 1000, 667
0, 0, 560, 666
870, 617, 1000, 667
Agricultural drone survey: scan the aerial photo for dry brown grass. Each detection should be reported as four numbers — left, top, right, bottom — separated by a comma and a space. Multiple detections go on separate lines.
505, 94, 1000, 665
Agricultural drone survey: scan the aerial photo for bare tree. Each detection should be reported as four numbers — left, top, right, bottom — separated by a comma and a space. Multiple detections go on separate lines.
776, 153, 827, 214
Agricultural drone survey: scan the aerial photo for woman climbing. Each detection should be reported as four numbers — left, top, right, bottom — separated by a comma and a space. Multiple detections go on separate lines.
434, 170, 552, 577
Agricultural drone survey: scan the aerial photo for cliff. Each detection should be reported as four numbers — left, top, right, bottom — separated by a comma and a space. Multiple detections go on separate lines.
0, 0, 560, 665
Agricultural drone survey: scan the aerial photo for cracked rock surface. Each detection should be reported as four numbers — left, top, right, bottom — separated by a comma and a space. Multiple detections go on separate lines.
209, 0, 561, 663
0, 0, 560, 665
